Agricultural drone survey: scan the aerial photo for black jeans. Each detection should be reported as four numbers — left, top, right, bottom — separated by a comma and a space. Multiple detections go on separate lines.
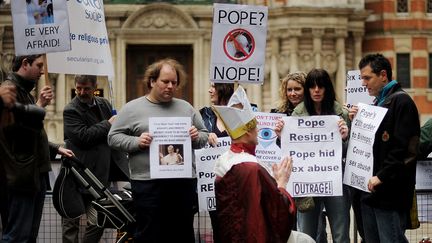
131, 178, 197, 243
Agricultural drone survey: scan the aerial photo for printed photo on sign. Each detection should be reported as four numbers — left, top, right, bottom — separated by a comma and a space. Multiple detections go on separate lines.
26, 0, 54, 25
159, 144, 184, 166
149, 117, 192, 179
12, 0, 70, 55
224, 29, 254, 61
255, 112, 286, 169
281, 116, 343, 197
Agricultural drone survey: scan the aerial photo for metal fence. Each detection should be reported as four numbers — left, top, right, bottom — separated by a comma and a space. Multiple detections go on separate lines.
34, 191, 432, 243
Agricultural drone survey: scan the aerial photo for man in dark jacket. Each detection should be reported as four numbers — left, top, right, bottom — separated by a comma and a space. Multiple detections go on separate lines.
351, 53, 420, 243
0, 54, 73, 242
62, 75, 129, 243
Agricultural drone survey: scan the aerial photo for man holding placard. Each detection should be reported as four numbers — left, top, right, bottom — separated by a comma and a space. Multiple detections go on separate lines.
108, 58, 208, 242
349, 54, 420, 242
0, 54, 74, 242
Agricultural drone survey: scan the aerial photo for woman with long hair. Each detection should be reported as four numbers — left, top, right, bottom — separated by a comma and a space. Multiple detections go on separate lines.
271, 72, 306, 116
292, 68, 350, 243
200, 83, 234, 146
199, 82, 234, 243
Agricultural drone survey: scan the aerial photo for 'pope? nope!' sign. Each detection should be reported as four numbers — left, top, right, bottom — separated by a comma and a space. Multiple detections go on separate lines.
210, 4, 268, 84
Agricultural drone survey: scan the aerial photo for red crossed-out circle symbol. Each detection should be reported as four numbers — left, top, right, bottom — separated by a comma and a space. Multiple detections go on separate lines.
223, 28, 255, 62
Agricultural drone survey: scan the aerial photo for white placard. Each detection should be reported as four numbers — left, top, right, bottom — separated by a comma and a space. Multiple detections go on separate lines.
281, 116, 343, 197
195, 137, 231, 212
11, 0, 71, 55
346, 70, 375, 108
416, 160, 432, 190
209, 3, 268, 84
343, 103, 387, 192
418, 193, 432, 222
255, 112, 286, 168
149, 117, 192, 178
47, 0, 114, 76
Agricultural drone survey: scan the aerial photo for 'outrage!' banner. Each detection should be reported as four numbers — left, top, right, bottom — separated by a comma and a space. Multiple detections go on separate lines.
281, 116, 343, 197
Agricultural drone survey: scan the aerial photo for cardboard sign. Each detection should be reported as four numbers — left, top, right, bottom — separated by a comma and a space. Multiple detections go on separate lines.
210, 3, 268, 84
12, 0, 71, 55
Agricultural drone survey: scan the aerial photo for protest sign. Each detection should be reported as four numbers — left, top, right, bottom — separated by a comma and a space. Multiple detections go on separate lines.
149, 117, 192, 178
416, 160, 432, 190
47, 0, 114, 76
195, 137, 231, 211
343, 103, 387, 192
281, 115, 343, 197
345, 70, 374, 108
209, 3, 268, 84
255, 112, 286, 168
11, 0, 71, 55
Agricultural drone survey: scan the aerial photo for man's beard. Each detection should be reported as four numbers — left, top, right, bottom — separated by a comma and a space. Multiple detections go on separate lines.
77, 95, 92, 104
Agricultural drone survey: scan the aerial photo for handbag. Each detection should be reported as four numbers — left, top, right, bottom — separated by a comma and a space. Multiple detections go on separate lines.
295, 197, 315, 212
52, 166, 86, 219
406, 190, 420, 230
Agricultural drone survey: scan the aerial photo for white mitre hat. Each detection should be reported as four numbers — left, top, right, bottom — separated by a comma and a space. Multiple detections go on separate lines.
212, 85, 257, 139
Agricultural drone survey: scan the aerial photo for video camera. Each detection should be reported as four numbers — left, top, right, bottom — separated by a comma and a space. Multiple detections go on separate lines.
11, 102, 46, 129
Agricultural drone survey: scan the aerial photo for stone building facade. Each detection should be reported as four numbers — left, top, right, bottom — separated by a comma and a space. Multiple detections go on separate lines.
1, 0, 431, 144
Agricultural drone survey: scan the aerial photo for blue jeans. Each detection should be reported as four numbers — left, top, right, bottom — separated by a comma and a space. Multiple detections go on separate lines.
297, 186, 350, 243
1, 173, 47, 243
360, 193, 408, 243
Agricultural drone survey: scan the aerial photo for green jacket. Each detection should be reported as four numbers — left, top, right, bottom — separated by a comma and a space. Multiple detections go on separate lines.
419, 118, 432, 160
292, 101, 350, 124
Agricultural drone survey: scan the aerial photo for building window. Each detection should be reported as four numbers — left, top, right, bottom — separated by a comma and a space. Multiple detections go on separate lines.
397, 0, 409, 13
428, 0, 432, 13
397, 53, 411, 88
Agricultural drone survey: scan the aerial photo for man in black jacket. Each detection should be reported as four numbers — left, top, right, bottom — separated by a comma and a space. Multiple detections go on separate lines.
350, 53, 420, 243
62, 75, 129, 243
0, 54, 73, 242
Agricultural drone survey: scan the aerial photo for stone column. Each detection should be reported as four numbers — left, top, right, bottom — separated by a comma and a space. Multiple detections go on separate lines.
0, 26, 4, 51
56, 74, 66, 113
288, 28, 301, 72
270, 33, 280, 105
335, 29, 347, 102
200, 32, 212, 108
312, 28, 324, 68
353, 31, 364, 69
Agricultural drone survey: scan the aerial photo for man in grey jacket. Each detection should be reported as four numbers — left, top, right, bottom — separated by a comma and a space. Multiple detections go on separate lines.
108, 58, 208, 242
62, 75, 129, 243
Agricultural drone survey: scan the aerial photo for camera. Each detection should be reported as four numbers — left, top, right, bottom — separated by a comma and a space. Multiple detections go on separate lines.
11, 102, 46, 129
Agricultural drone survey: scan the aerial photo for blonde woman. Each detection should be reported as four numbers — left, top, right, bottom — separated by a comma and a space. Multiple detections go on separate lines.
271, 72, 306, 116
